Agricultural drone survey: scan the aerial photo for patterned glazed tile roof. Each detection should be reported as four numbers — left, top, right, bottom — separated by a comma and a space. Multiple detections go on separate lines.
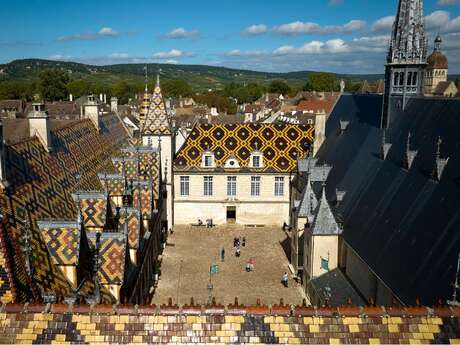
1, 303, 460, 344
141, 77, 171, 136
174, 124, 314, 173
133, 181, 155, 216
98, 174, 125, 195
0, 217, 15, 304
0, 116, 127, 300
88, 232, 127, 285
118, 208, 141, 249
72, 192, 107, 231
37, 221, 81, 266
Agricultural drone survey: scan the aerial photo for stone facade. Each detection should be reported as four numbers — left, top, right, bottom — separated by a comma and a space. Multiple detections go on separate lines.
174, 173, 291, 225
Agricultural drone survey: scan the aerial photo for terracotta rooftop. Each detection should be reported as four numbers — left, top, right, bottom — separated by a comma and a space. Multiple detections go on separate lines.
297, 99, 335, 114
1, 301, 460, 344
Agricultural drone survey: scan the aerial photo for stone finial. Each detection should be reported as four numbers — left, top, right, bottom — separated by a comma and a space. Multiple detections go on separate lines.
405, 132, 418, 170
339, 120, 350, 132
381, 129, 392, 160
433, 136, 449, 181
336, 190, 346, 205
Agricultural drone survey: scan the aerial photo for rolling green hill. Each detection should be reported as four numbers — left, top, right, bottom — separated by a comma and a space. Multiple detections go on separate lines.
0, 59, 384, 91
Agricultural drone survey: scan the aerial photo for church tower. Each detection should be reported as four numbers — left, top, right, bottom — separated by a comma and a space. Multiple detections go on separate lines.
424, 35, 449, 95
381, 0, 427, 128
141, 75, 175, 228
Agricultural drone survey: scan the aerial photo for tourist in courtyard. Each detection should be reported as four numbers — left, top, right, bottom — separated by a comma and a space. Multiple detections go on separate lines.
242, 237, 246, 247
236, 247, 241, 257
221, 248, 225, 262
282, 272, 288, 287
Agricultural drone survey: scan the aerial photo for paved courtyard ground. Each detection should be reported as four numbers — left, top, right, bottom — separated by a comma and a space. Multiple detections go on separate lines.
151, 225, 305, 306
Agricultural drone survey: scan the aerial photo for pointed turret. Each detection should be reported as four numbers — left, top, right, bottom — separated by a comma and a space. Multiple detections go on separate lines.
310, 186, 341, 235
298, 176, 318, 222
381, 0, 427, 128
141, 74, 171, 136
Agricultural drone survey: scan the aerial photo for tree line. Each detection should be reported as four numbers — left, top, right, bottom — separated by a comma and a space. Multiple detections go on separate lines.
0, 68, 367, 114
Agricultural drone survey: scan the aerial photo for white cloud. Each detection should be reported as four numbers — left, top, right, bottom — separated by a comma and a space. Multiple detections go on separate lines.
98, 27, 117, 36
242, 24, 268, 36
438, 0, 460, 5
226, 49, 266, 57
163, 27, 200, 39
273, 19, 366, 35
164, 59, 179, 64
48, 54, 71, 60
110, 52, 129, 59
57, 27, 119, 42
372, 16, 395, 32
153, 49, 184, 59
273, 39, 350, 55
372, 11, 460, 34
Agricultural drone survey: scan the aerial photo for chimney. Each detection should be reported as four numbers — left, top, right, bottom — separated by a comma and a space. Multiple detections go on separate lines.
69, 93, 73, 102
28, 102, 52, 151
110, 97, 118, 113
84, 95, 100, 130
0, 121, 8, 189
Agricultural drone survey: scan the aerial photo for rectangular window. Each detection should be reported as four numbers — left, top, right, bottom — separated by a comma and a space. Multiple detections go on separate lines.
204, 155, 213, 167
180, 176, 189, 196
251, 176, 261, 196
407, 72, 413, 86
227, 176, 237, 196
275, 177, 284, 196
252, 155, 260, 168
203, 176, 213, 196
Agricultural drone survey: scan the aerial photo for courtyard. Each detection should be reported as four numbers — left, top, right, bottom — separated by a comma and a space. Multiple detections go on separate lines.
151, 225, 305, 306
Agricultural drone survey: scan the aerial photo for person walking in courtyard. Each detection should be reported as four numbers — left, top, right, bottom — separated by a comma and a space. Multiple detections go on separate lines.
242, 237, 246, 247
236, 247, 241, 257
282, 272, 288, 287
221, 247, 225, 262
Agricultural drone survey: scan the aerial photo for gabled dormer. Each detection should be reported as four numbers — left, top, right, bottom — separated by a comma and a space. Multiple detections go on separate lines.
224, 153, 240, 169
201, 149, 215, 168
250, 145, 264, 168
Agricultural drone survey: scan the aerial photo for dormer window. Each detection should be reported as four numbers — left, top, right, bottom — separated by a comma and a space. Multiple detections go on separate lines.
202, 150, 215, 168
250, 152, 263, 168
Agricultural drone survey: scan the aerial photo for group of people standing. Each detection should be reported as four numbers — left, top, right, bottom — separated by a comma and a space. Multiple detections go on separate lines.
220, 236, 253, 272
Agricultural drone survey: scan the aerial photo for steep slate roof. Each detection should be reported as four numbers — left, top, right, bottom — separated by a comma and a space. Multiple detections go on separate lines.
141, 77, 171, 136
316, 94, 460, 304
0, 115, 127, 301
174, 124, 314, 173
297, 176, 318, 220
310, 187, 342, 235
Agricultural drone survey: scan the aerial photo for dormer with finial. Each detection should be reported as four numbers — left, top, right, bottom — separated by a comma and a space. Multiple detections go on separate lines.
381, 129, 392, 160
405, 132, 418, 170
432, 137, 449, 182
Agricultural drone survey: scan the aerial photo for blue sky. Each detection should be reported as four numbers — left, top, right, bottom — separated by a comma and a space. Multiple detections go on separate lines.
1, 0, 460, 73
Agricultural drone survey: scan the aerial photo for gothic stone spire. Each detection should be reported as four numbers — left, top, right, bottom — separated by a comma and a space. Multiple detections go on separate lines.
381, 0, 427, 129
388, 0, 427, 64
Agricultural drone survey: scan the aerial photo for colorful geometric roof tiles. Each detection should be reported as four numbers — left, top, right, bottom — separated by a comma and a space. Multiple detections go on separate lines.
118, 208, 141, 249
2, 303, 460, 344
38, 221, 81, 266
141, 76, 171, 136
72, 192, 107, 230
174, 124, 315, 173
0, 116, 127, 300
88, 232, 127, 285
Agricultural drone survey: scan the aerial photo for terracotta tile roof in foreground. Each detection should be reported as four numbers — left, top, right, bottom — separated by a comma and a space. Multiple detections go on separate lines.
1, 301, 460, 344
